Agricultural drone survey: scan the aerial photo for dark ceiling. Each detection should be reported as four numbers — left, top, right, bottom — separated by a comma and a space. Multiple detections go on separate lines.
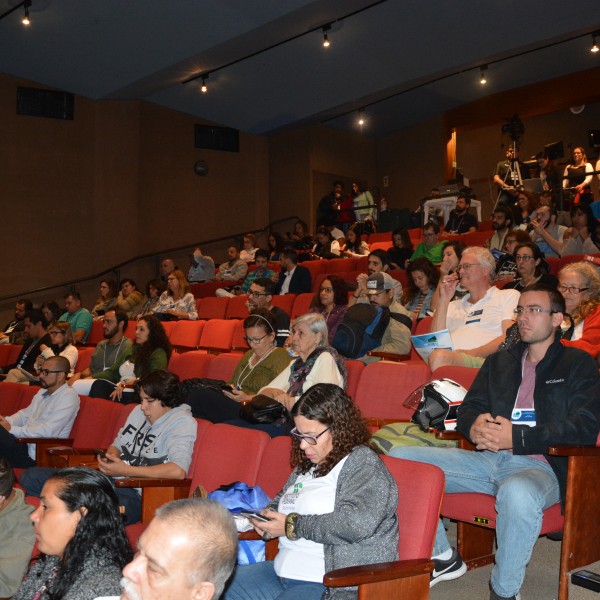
1, 0, 599, 138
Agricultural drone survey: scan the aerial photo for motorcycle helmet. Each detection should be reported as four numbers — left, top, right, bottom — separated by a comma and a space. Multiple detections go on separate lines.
403, 378, 467, 432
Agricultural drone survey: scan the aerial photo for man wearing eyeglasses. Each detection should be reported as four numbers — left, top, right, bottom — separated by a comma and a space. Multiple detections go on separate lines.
245, 278, 290, 347
392, 284, 600, 600
0, 356, 79, 468
429, 246, 520, 370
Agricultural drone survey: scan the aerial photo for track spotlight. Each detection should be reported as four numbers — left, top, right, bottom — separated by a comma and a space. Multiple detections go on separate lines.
22, 0, 31, 25
357, 109, 365, 127
592, 33, 599, 53
480, 65, 487, 85
322, 24, 332, 48
200, 75, 208, 93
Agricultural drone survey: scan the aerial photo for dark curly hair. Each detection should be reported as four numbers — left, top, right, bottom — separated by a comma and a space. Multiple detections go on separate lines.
311, 274, 347, 309
44, 468, 133, 600
402, 258, 439, 305
134, 369, 181, 409
290, 384, 372, 477
133, 315, 172, 376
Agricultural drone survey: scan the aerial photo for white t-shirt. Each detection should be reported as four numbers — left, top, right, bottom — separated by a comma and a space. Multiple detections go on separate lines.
275, 456, 348, 581
446, 286, 520, 350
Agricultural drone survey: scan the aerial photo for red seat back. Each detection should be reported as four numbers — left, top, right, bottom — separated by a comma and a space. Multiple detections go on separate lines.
198, 319, 237, 352
369, 241, 392, 252
291, 293, 314, 320
86, 320, 105, 345
206, 353, 241, 382
69, 396, 124, 448
431, 365, 479, 390
196, 297, 229, 320
0, 381, 36, 415
225, 295, 250, 320
255, 436, 293, 499
75, 347, 95, 373
170, 320, 205, 351
270, 294, 295, 315
326, 258, 357, 273
231, 320, 250, 352
168, 351, 214, 380
345, 359, 365, 400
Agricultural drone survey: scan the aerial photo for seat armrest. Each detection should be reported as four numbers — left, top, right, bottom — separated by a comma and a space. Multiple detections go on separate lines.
434, 430, 475, 450
547, 445, 600, 457
114, 478, 191, 489
324, 558, 433, 587
238, 530, 279, 560
367, 351, 412, 362
15, 438, 74, 467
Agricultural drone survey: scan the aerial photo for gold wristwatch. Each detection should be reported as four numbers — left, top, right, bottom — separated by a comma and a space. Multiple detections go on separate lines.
285, 513, 300, 540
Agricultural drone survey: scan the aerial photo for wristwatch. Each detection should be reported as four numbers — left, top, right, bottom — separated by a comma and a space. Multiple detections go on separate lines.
285, 513, 300, 540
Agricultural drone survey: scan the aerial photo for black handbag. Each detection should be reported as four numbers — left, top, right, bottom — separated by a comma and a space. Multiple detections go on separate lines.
239, 394, 289, 425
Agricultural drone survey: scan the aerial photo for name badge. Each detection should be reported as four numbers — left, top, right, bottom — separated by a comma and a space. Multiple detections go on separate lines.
511, 408, 536, 427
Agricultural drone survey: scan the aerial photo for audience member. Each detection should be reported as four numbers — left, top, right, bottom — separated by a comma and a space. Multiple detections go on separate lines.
41, 300, 61, 327
341, 225, 370, 257
160, 258, 177, 282
326, 223, 346, 246
503, 242, 558, 292
119, 498, 237, 600
494, 230, 532, 284
240, 233, 259, 263
512, 190, 537, 230
91, 279, 118, 318
286, 220, 313, 251
245, 278, 290, 346
138, 278, 166, 317
0, 356, 79, 467
36, 321, 78, 376
538, 190, 571, 226
486, 206, 513, 251
493, 145, 529, 206
2, 309, 50, 383
387, 228, 413, 270
403, 258, 439, 320
224, 384, 398, 600
316, 180, 343, 227
188, 247, 215, 282
352, 181, 375, 226
350, 249, 402, 305
0, 456, 35, 598
216, 246, 248, 282
88, 315, 171, 402
0, 298, 32, 345
562, 146, 593, 204
267, 232, 285, 261
153, 269, 198, 320
410, 221, 446, 265
116, 278, 146, 319
441, 194, 477, 236
69, 308, 133, 395
529, 204, 567, 258
431, 241, 467, 312
562, 204, 600, 255
309, 275, 348, 344
311, 226, 341, 259
58, 292, 92, 344
273, 249, 312, 295
15, 468, 132, 600
536, 150, 562, 196
391, 285, 600, 600
558, 261, 600, 360
184, 310, 290, 421
216, 249, 275, 297
429, 247, 520, 370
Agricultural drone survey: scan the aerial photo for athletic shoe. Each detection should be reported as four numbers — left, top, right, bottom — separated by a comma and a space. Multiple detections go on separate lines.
490, 586, 521, 600
430, 547, 467, 587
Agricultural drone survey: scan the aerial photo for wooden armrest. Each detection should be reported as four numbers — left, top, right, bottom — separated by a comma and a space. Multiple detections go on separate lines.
368, 418, 409, 427
547, 444, 600, 457
434, 430, 475, 450
324, 558, 433, 587
15, 437, 73, 445
114, 478, 191, 489
367, 351, 412, 362
238, 530, 279, 560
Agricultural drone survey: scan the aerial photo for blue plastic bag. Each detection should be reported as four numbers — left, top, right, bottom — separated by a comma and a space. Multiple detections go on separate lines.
208, 482, 271, 565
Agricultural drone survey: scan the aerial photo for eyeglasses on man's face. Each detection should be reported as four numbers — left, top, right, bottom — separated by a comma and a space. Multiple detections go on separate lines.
557, 284, 589, 295
456, 263, 479, 272
290, 426, 331, 445
39, 369, 66, 376
248, 290, 268, 298
514, 306, 556, 316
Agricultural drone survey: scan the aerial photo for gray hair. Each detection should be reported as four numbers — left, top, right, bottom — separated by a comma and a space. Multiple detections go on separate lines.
292, 312, 328, 347
464, 246, 496, 283
155, 498, 238, 597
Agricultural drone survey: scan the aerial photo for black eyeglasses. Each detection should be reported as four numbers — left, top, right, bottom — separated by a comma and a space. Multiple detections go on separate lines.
244, 334, 269, 344
39, 369, 66, 376
557, 284, 589, 295
48, 331, 64, 335
290, 426, 331, 445
248, 291, 268, 298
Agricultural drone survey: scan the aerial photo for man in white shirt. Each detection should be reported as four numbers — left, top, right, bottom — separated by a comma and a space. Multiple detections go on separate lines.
429, 247, 519, 370
0, 356, 80, 467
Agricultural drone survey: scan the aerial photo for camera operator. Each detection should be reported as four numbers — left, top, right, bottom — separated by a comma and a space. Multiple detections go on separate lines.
493, 145, 530, 207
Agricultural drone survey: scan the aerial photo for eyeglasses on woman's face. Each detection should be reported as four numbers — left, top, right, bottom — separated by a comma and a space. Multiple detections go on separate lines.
244, 333, 269, 345
557, 284, 589, 295
290, 426, 331, 445
515, 254, 535, 262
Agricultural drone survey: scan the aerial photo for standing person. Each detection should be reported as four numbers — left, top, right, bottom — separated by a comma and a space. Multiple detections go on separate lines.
317, 180, 343, 228
492, 146, 529, 206
402, 258, 439, 320
59, 292, 93, 343
352, 181, 375, 232
486, 206, 513, 252
536, 151, 562, 197
188, 247, 215, 282
273, 250, 312, 295
0, 299, 32, 345
309, 275, 348, 344
390, 285, 600, 600
13, 468, 133, 600
224, 384, 398, 600
153, 269, 198, 320
116, 278, 146, 319
409, 222, 446, 265
91, 279, 118, 318
387, 228, 413, 270
562, 146, 594, 204
502, 242, 557, 292
562, 204, 600, 256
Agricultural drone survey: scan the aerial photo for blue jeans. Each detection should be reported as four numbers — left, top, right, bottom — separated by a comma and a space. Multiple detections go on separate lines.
224, 560, 326, 600
389, 447, 560, 598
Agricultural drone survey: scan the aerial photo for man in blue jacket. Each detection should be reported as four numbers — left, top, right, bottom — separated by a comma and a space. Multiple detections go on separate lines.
391, 283, 600, 600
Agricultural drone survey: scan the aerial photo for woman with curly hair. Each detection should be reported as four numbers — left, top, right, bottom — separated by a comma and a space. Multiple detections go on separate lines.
224, 383, 398, 600
558, 261, 600, 359
153, 269, 198, 320
402, 258, 439, 321
13, 467, 133, 600
89, 315, 172, 402
309, 275, 348, 344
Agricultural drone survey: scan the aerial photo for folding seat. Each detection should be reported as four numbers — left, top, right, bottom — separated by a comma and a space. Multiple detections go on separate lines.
205, 353, 242, 382
196, 297, 229, 320
168, 351, 214, 380
369, 241, 393, 252
0, 381, 33, 416
190, 281, 222, 298
290, 293, 314, 320
254, 435, 292, 499
230, 320, 250, 353
325, 258, 357, 273
355, 256, 369, 272
225, 295, 250, 320
367, 232, 392, 244
84, 319, 105, 345
75, 347, 95, 373
311, 272, 328, 294
344, 359, 364, 400
270, 294, 295, 315
301, 259, 327, 281
169, 320, 205, 352
388, 269, 408, 291
198, 319, 237, 353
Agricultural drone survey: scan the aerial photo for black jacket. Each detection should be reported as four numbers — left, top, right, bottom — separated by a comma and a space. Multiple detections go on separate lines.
273, 265, 312, 295
457, 336, 600, 505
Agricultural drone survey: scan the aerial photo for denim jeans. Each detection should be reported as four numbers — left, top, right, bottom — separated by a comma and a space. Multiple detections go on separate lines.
389, 447, 560, 598
224, 560, 326, 600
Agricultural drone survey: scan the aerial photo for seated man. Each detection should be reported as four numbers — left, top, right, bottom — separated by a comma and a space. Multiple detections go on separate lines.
215, 246, 248, 283
246, 277, 290, 346
350, 249, 402, 305
216, 249, 275, 297
486, 206, 513, 252
69, 308, 133, 395
429, 246, 520, 370
273, 249, 312, 295
391, 285, 600, 600
0, 298, 32, 345
409, 221, 446, 265
59, 291, 93, 343
0, 356, 80, 467
117, 498, 237, 600
441, 194, 478, 237
359, 272, 412, 364
529, 205, 567, 259
0, 456, 35, 598
188, 247, 215, 282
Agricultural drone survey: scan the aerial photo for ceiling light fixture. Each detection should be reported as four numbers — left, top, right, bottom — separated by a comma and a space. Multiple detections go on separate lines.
357, 109, 365, 127
592, 33, 599, 53
322, 24, 332, 48
480, 65, 487, 85
200, 75, 208, 93
22, 0, 31, 26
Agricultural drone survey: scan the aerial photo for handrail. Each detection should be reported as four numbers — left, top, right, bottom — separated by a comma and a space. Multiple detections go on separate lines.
0, 215, 299, 303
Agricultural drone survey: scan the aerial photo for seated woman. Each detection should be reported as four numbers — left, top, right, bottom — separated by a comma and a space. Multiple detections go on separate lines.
224, 383, 398, 600
138, 278, 166, 318
89, 315, 171, 402
387, 228, 413, 270
153, 269, 198, 321
184, 310, 291, 420
430, 241, 466, 312
241, 233, 260, 263
36, 321, 78, 376
558, 261, 600, 360
41, 301, 61, 327
268, 232, 285, 262
91, 278, 117, 318
341, 225, 370, 257
562, 204, 600, 256
502, 242, 558, 292
287, 219, 314, 252
402, 258, 439, 321
192, 313, 347, 437
311, 226, 341, 259
309, 275, 348, 344
116, 278, 146, 318
13, 468, 133, 600
493, 230, 532, 285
